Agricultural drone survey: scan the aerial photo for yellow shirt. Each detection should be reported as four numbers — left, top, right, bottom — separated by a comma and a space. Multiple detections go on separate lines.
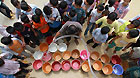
96, 16, 119, 34
115, 32, 139, 47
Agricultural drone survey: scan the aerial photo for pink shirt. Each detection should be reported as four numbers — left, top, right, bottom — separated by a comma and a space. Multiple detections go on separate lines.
115, 2, 129, 19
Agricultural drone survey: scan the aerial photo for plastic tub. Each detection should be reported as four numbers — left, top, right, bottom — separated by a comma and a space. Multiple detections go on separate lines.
90, 51, 100, 60
42, 62, 52, 74
71, 59, 81, 70
52, 61, 61, 71
53, 52, 62, 61
39, 43, 48, 52
111, 55, 121, 64
62, 51, 71, 60
42, 52, 52, 62
71, 49, 80, 59
62, 60, 71, 71
80, 50, 90, 61
48, 43, 58, 52
82, 61, 90, 72
58, 43, 67, 52
100, 54, 110, 64
92, 60, 103, 71
33, 60, 43, 70
46, 36, 54, 45
33, 51, 44, 60
102, 64, 113, 75
112, 64, 124, 75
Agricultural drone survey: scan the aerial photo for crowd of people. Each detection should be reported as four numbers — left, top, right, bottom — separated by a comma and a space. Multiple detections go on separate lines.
0, 0, 140, 78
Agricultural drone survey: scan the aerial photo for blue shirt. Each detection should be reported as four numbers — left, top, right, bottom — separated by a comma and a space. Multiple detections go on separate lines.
92, 28, 108, 43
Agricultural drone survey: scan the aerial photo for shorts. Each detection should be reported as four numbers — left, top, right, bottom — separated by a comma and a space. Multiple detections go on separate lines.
108, 41, 123, 51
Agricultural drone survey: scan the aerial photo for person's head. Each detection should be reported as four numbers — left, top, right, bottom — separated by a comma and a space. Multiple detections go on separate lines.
127, 29, 139, 39
1, 37, 13, 45
107, 12, 118, 24
127, 20, 140, 29
101, 26, 110, 34
50, 0, 58, 7
43, 6, 52, 15
84, 0, 94, 5
97, 4, 104, 13
13, 22, 24, 32
69, 9, 76, 17
0, 58, 5, 67
108, 0, 116, 7
59, 1, 68, 10
75, 0, 83, 7
101, 10, 110, 17
32, 15, 40, 23
21, 0, 31, 11
35, 8, 43, 17
21, 14, 30, 23
123, 0, 131, 6
11, 0, 20, 8
6, 26, 16, 35
66, 24, 81, 35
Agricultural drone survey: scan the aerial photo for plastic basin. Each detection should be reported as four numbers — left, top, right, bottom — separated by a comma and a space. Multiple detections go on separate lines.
52, 61, 61, 71
112, 64, 124, 75
102, 64, 113, 75
90, 51, 100, 60
33, 51, 44, 60
42, 62, 52, 74
71, 49, 80, 59
111, 55, 121, 64
48, 43, 58, 52
71, 60, 81, 70
82, 61, 90, 72
100, 54, 110, 64
53, 52, 62, 61
62, 60, 71, 71
92, 60, 103, 71
58, 43, 67, 52
33, 60, 43, 70
42, 52, 52, 62
39, 43, 48, 52
62, 51, 71, 60
80, 50, 90, 61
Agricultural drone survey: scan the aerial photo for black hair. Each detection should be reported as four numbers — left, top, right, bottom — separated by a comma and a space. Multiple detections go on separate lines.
101, 26, 110, 34
129, 29, 139, 38
59, 1, 68, 9
102, 10, 110, 16
66, 25, 81, 35
35, 8, 43, 16
97, 4, 104, 11
21, 0, 29, 11
6, 26, 15, 34
43, 6, 52, 15
69, 9, 76, 17
11, 0, 20, 7
13, 22, 24, 32
107, 12, 118, 21
0, 58, 5, 67
21, 14, 30, 23
63, 15, 69, 22
1, 37, 12, 45
131, 20, 140, 28
50, 0, 58, 7
87, 0, 94, 5
108, 0, 115, 7
32, 15, 40, 23
75, 0, 83, 6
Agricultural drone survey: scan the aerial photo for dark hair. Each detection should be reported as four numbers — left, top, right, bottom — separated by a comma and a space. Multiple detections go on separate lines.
107, 12, 118, 21
21, 0, 29, 11
108, 0, 115, 7
32, 15, 40, 23
129, 29, 139, 38
1, 37, 12, 45
102, 10, 110, 16
6, 26, 15, 34
101, 26, 110, 34
11, 0, 20, 7
43, 6, 52, 15
66, 25, 81, 35
21, 14, 30, 23
87, 0, 94, 5
0, 58, 5, 67
63, 15, 69, 22
35, 8, 43, 16
131, 20, 140, 28
50, 0, 58, 7
59, 1, 68, 9
75, 0, 83, 6
97, 4, 104, 11
13, 22, 24, 32
69, 9, 76, 17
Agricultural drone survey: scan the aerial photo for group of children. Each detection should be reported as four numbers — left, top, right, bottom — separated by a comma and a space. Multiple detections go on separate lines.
0, 0, 140, 77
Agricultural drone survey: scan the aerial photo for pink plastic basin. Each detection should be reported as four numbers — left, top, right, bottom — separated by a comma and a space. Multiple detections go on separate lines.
52, 61, 61, 71
33, 60, 43, 70
42, 52, 52, 62
62, 60, 71, 71
80, 50, 90, 60
71, 60, 81, 70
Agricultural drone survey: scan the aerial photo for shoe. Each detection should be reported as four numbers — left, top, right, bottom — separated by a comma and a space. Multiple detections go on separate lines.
75, 39, 79, 45
10, 16, 15, 19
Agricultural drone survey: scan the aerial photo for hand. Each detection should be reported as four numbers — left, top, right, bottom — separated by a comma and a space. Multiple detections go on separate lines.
122, 48, 127, 51
108, 40, 113, 44
49, 17, 55, 21
12, 58, 17, 61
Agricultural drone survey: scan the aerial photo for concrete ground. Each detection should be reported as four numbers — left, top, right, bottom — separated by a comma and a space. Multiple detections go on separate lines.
0, 0, 140, 78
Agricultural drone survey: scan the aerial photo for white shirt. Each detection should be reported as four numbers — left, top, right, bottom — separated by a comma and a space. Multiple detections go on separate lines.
90, 9, 102, 23
81, 0, 95, 12
108, 6, 115, 13
0, 25, 10, 37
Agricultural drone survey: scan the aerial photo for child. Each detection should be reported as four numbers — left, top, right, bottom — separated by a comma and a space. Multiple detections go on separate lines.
71, 0, 86, 24
11, 0, 21, 19
87, 26, 110, 48
84, 4, 104, 36
106, 29, 139, 53
105, 0, 116, 13
0, 25, 10, 37
45, 0, 58, 8
100, 9, 110, 17
113, 0, 121, 10
115, 0, 131, 19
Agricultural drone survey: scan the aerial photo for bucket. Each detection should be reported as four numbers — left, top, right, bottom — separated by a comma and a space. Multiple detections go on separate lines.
46, 36, 53, 45
111, 55, 121, 64
112, 64, 124, 75
90, 51, 100, 60
42, 62, 52, 74
100, 54, 110, 64
92, 60, 103, 71
58, 43, 67, 52
52, 61, 61, 71
82, 61, 90, 72
42, 52, 52, 62
53, 52, 62, 61
62, 51, 71, 60
48, 43, 58, 52
39, 43, 48, 52
62, 60, 71, 71
102, 64, 113, 75
33, 60, 43, 70
80, 50, 90, 61
33, 51, 44, 60
71, 49, 80, 59
71, 59, 81, 70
